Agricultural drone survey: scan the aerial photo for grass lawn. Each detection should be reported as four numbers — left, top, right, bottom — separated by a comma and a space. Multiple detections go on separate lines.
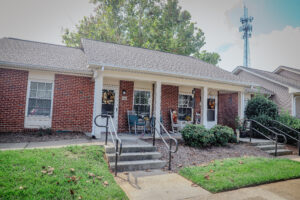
179, 157, 300, 193
0, 145, 128, 200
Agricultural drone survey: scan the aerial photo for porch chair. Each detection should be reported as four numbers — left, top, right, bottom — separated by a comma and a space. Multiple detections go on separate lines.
127, 110, 146, 135
170, 110, 182, 133
195, 113, 201, 124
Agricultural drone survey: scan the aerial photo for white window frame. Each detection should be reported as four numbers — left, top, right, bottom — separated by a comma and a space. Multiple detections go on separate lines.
178, 93, 194, 122
24, 78, 54, 128
133, 89, 152, 117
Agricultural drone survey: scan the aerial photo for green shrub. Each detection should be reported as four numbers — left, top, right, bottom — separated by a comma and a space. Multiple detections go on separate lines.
181, 124, 215, 148
245, 95, 278, 120
210, 125, 236, 145
181, 124, 235, 147
278, 111, 300, 144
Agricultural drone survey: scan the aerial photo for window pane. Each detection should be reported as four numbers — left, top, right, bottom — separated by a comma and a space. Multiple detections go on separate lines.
207, 110, 215, 121
37, 90, 46, 98
30, 90, 37, 98
30, 82, 37, 90
38, 82, 46, 90
45, 91, 52, 99
207, 99, 216, 110
102, 89, 115, 117
28, 99, 51, 116
46, 83, 52, 90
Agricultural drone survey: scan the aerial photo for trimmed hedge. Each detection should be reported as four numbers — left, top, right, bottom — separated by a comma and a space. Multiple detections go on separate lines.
181, 124, 236, 148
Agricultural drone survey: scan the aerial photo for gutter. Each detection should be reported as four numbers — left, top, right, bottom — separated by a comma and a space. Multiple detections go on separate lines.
87, 61, 256, 87
0, 60, 93, 76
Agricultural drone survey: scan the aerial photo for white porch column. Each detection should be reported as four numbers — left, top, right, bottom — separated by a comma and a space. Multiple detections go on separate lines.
238, 91, 245, 119
202, 87, 208, 128
92, 70, 103, 138
154, 81, 161, 135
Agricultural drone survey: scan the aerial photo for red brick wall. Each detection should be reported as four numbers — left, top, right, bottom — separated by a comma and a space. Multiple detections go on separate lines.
218, 92, 238, 129
161, 85, 179, 131
52, 74, 94, 132
193, 88, 201, 122
118, 80, 134, 132
0, 68, 28, 132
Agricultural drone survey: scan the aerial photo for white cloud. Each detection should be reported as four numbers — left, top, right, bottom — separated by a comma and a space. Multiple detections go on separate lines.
179, 0, 300, 72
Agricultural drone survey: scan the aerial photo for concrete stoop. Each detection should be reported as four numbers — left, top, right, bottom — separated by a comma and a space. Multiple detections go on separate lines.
241, 138, 293, 156
105, 145, 166, 172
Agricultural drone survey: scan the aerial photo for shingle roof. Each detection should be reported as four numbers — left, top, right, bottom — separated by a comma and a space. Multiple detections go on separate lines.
0, 38, 91, 74
245, 86, 274, 95
273, 65, 300, 74
239, 66, 300, 89
81, 38, 251, 86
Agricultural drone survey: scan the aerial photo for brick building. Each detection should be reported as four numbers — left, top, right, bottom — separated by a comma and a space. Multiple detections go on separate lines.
0, 37, 252, 136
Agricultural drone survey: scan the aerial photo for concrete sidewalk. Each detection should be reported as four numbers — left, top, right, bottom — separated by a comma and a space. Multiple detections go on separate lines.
116, 170, 300, 200
0, 138, 104, 150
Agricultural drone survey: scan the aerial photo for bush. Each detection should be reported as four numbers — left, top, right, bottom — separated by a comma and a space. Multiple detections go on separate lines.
181, 124, 235, 147
245, 95, 278, 120
181, 124, 215, 148
210, 125, 236, 145
278, 111, 300, 144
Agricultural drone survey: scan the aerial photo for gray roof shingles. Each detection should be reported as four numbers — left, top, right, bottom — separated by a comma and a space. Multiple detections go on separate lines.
239, 66, 300, 90
81, 38, 250, 86
0, 38, 90, 74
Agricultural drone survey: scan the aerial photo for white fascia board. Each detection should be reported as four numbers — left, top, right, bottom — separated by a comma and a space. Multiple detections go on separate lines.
87, 62, 253, 87
273, 66, 300, 75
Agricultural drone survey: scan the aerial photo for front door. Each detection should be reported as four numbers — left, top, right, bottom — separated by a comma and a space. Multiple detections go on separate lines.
100, 86, 119, 132
207, 96, 217, 129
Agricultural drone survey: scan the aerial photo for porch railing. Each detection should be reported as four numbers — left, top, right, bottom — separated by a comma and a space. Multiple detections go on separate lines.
244, 119, 286, 157
270, 120, 300, 156
152, 118, 178, 170
94, 114, 122, 176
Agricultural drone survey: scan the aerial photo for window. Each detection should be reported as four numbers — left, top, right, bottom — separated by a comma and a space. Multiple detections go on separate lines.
178, 94, 193, 121
207, 98, 215, 121
134, 91, 151, 117
28, 82, 53, 116
102, 89, 115, 117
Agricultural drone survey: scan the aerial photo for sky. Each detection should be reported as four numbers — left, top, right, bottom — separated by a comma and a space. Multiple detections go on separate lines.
0, 0, 299, 72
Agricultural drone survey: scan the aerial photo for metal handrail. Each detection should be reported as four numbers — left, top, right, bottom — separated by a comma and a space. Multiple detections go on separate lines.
152, 119, 178, 170
94, 114, 122, 176
245, 119, 287, 156
270, 119, 300, 156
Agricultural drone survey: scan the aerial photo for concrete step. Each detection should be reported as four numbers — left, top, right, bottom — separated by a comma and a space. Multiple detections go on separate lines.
110, 159, 167, 172
266, 149, 293, 156
257, 144, 285, 151
240, 138, 274, 146
105, 145, 156, 154
106, 152, 161, 162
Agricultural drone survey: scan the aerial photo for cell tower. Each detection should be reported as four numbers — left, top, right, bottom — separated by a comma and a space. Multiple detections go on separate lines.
239, 5, 253, 67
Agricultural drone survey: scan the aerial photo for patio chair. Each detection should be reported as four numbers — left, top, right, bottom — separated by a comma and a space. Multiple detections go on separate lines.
170, 110, 182, 133
195, 113, 201, 124
127, 110, 146, 135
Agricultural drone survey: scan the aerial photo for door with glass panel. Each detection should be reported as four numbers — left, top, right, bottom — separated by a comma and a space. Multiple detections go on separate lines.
99, 86, 119, 132
207, 96, 217, 129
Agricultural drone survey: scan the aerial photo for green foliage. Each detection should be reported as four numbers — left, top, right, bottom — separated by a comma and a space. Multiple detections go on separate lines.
278, 111, 300, 143
36, 128, 52, 136
210, 125, 236, 145
245, 95, 278, 120
181, 124, 215, 147
180, 157, 300, 193
0, 146, 128, 200
62, 0, 220, 65
181, 124, 235, 148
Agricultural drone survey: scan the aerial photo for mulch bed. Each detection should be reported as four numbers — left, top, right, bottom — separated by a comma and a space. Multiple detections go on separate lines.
143, 139, 272, 172
0, 132, 90, 143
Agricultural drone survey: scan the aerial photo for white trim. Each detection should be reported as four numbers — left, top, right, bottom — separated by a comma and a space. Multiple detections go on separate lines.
133, 89, 152, 117
207, 95, 218, 129
202, 87, 208, 128
88, 63, 252, 87
154, 81, 161, 135
24, 76, 54, 129
273, 66, 300, 75
233, 66, 298, 91
92, 70, 104, 137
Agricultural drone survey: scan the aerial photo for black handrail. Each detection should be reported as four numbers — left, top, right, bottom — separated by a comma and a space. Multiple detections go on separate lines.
270, 120, 300, 156
244, 119, 287, 157
94, 114, 122, 176
152, 118, 178, 170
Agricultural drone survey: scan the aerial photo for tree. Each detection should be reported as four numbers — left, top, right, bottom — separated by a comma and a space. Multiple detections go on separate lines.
62, 0, 221, 65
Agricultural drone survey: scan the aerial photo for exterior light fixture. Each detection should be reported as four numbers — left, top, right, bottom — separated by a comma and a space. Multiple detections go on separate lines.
122, 89, 126, 95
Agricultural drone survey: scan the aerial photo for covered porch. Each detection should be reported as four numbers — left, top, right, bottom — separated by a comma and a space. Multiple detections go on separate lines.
92, 69, 246, 137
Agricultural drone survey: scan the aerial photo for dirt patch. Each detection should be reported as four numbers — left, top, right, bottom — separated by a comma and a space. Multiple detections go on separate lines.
143, 139, 272, 172
0, 132, 89, 143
